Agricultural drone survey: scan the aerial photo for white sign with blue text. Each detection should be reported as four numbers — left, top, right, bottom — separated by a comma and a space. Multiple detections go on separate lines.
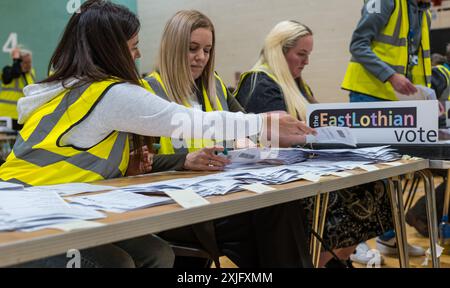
307, 101, 439, 144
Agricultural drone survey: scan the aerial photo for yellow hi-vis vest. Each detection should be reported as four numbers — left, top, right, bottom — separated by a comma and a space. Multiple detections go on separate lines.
341, 0, 432, 101
143, 72, 229, 155
435, 65, 450, 100
0, 80, 130, 186
234, 64, 314, 104
0, 69, 36, 119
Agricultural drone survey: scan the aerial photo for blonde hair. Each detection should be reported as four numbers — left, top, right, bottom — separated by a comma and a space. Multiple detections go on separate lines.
253, 21, 312, 120
157, 10, 217, 108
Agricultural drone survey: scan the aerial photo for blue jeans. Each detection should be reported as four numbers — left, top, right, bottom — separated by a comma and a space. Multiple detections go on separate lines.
349, 92, 386, 103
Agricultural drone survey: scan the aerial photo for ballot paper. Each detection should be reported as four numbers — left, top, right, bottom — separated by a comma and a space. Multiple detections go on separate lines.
226, 148, 307, 165
0, 181, 24, 190
396, 85, 437, 101
25, 183, 118, 197
66, 146, 401, 212
67, 191, 172, 213
0, 191, 105, 232
306, 126, 357, 147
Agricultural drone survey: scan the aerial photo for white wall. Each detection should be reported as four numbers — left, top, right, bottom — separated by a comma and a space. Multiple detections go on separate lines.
137, 0, 363, 103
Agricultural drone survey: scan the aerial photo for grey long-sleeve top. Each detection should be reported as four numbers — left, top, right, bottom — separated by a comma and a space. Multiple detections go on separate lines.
349, 0, 426, 83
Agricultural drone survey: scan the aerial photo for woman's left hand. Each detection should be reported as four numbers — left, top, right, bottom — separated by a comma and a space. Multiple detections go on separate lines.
184, 146, 231, 171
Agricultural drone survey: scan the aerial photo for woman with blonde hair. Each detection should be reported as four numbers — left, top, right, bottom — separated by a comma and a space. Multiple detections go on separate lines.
235, 20, 316, 120
142, 11, 314, 268
144, 10, 246, 158
235, 20, 395, 268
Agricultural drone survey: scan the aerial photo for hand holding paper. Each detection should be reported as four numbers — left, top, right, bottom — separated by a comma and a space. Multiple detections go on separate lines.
306, 126, 358, 147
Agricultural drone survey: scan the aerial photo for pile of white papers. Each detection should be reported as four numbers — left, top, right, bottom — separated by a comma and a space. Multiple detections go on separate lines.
113, 146, 400, 199
0, 191, 105, 232
0, 181, 24, 190
226, 148, 307, 165
297, 146, 400, 163
67, 191, 172, 213
0, 146, 402, 229
25, 183, 117, 197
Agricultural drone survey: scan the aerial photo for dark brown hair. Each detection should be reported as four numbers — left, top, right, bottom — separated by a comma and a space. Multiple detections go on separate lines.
43, 0, 153, 168
42, 0, 141, 86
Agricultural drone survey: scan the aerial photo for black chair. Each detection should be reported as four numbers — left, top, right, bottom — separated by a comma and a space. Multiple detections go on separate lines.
170, 242, 215, 268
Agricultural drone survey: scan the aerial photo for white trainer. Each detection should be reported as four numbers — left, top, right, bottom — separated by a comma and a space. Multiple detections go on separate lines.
375, 237, 425, 256
350, 242, 385, 265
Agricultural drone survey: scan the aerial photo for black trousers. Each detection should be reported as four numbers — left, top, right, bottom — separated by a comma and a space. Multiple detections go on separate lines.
159, 200, 313, 268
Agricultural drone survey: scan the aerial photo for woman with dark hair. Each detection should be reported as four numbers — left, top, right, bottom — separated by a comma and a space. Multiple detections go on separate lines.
0, 0, 314, 268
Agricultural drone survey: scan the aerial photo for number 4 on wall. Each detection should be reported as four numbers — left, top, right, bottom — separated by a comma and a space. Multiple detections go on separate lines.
2, 33, 18, 54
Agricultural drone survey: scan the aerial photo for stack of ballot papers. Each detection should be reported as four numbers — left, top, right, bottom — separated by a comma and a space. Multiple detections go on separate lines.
25, 183, 118, 197
226, 148, 307, 166
0, 191, 105, 232
0, 146, 402, 231
226, 146, 398, 168
297, 145, 401, 163
112, 145, 400, 199
67, 191, 172, 213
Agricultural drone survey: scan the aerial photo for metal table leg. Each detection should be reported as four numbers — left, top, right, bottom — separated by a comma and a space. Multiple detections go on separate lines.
313, 193, 329, 268
444, 170, 450, 224
310, 194, 321, 267
309, 194, 321, 268
387, 177, 409, 267
416, 170, 440, 268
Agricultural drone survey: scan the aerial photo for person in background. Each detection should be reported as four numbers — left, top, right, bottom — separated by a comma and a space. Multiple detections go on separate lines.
342, 0, 432, 102
234, 20, 395, 268
446, 43, 450, 70
140, 10, 315, 268
0, 47, 36, 130
341, 0, 432, 259
406, 53, 450, 237
431, 53, 447, 67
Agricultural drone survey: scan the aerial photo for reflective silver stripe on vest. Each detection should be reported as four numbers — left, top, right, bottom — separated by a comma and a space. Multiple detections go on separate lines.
0, 87, 22, 92
423, 50, 431, 59
215, 78, 229, 111
12, 83, 127, 179
145, 76, 230, 153
349, 58, 406, 74
145, 77, 169, 100
374, 0, 407, 47
144, 77, 189, 153
0, 99, 18, 105
426, 76, 431, 84
438, 67, 450, 84
1, 77, 23, 93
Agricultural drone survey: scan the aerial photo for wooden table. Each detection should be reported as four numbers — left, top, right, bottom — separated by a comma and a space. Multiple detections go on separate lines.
0, 159, 433, 268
